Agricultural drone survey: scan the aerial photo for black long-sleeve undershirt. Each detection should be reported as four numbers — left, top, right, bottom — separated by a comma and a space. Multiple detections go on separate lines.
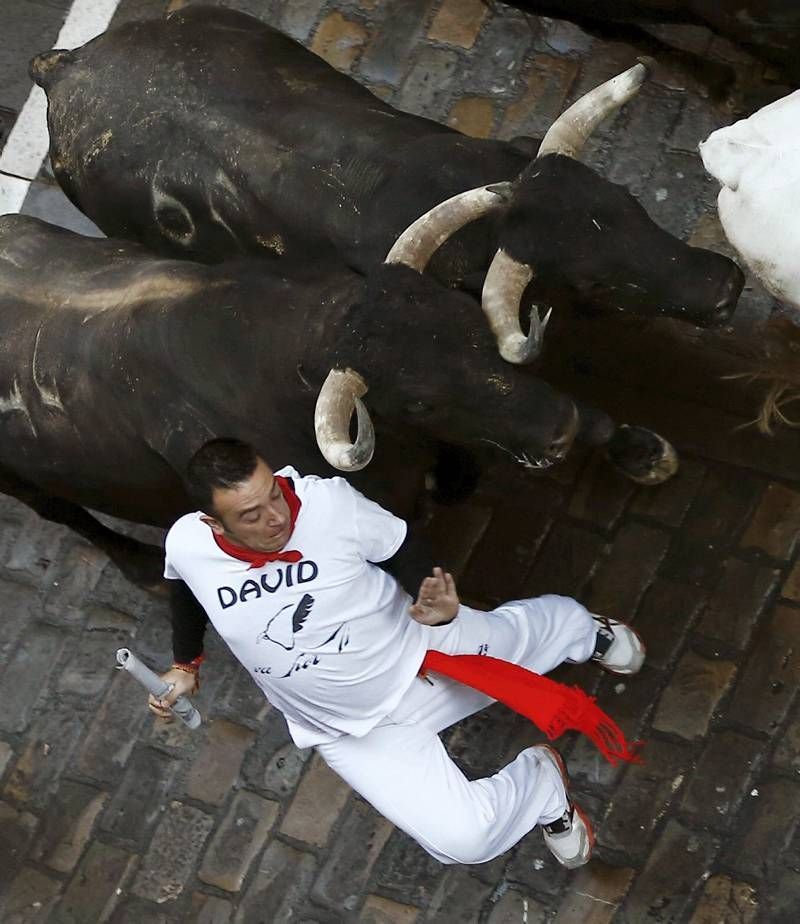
170, 578, 209, 664
170, 525, 441, 663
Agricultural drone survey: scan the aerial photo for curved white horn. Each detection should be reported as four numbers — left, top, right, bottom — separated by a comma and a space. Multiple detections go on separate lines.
385, 183, 512, 271
537, 59, 652, 160
481, 249, 551, 364
314, 368, 375, 471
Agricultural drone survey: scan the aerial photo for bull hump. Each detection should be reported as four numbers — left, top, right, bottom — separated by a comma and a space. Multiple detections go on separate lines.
29, 48, 75, 88
0, 261, 224, 318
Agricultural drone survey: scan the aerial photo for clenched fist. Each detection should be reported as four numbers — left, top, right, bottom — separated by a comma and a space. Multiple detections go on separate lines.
147, 667, 199, 721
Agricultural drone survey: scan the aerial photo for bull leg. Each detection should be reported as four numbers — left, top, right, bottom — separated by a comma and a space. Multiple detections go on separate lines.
574, 403, 678, 485
0, 470, 164, 589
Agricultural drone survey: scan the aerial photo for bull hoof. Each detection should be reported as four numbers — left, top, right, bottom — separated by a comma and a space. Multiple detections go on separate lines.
605, 425, 679, 485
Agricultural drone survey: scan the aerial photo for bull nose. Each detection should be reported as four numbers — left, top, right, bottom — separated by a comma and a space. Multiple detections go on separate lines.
548, 404, 579, 459
549, 430, 573, 456
711, 264, 745, 324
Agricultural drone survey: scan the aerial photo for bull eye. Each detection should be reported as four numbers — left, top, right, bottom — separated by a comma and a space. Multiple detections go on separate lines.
157, 205, 193, 238
152, 186, 196, 246
405, 400, 431, 415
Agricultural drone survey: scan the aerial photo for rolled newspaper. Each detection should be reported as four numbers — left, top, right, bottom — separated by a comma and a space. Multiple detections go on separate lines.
116, 648, 202, 729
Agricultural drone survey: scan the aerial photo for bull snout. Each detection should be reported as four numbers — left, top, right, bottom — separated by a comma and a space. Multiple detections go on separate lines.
544, 401, 580, 464
678, 258, 744, 328
516, 401, 579, 471
547, 425, 576, 462
710, 263, 745, 325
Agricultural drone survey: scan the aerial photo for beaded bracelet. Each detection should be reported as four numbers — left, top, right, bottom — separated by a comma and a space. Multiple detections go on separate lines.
172, 653, 205, 674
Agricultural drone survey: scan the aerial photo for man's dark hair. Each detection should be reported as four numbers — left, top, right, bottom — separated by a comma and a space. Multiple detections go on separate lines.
185, 438, 261, 513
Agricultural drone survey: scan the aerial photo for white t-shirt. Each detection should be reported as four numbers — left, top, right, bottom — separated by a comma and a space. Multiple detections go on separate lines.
164, 468, 429, 747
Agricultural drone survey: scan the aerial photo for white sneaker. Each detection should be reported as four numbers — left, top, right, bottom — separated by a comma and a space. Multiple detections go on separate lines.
591, 614, 645, 675
536, 745, 594, 869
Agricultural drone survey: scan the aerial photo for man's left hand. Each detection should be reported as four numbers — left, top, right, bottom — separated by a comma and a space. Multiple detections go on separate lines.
410, 567, 459, 625
147, 667, 199, 721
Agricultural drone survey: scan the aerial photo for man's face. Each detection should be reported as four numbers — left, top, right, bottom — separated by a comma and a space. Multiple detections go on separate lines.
202, 458, 291, 552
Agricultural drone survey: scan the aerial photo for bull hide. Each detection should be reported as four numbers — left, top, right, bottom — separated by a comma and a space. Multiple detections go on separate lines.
700, 89, 800, 309
0, 214, 606, 585
30, 5, 743, 340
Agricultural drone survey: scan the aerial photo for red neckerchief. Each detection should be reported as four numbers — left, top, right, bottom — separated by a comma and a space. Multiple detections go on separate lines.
421, 650, 643, 766
212, 475, 302, 568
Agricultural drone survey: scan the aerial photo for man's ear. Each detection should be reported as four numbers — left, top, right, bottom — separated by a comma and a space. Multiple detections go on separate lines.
200, 514, 225, 535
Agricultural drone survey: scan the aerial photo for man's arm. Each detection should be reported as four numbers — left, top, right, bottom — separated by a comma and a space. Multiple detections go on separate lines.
374, 521, 436, 597
170, 579, 208, 664
376, 524, 459, 626
345, 480, 458, 624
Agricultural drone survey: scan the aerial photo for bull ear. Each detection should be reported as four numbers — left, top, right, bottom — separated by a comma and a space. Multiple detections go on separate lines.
485, 182, 513, 203
29, 49, 76, 88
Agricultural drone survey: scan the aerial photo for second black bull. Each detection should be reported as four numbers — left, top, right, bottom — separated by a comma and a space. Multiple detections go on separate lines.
31, 5, 743, 349
0, 216, 673, 587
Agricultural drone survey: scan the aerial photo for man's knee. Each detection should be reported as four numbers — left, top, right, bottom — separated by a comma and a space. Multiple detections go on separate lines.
533, 594, 594, 636
421, 815, 498, 865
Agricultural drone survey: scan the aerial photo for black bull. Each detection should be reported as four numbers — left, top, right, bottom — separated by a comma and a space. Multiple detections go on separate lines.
0, 215, 667, 586
31, 5, 743, 333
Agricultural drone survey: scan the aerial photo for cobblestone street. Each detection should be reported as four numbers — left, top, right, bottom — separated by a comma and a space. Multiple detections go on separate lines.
1, 0, 799, 921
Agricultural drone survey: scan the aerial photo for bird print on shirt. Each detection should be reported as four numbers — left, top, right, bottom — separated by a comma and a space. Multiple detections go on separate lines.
256, 593, 350, 678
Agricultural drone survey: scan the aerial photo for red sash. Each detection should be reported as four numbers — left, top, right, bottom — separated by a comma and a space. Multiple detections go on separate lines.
422, 650, 643, 766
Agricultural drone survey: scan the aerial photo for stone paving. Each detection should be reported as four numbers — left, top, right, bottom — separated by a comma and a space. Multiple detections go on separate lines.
1, 0, 799, 922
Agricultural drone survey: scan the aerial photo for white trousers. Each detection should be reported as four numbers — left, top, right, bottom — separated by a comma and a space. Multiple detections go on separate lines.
317, 595, 597, 865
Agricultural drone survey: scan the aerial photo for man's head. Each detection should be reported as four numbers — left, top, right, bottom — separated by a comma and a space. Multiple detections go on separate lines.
185, 439, 291, 552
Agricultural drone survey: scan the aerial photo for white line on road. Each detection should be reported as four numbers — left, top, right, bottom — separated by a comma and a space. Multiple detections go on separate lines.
0, 0, 123, 214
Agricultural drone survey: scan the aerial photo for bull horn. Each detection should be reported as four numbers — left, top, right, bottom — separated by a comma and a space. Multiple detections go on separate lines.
482, 249, 551, 364
385, 183, 512, 271
314, 368, 375, 471
537, 58, 652, 160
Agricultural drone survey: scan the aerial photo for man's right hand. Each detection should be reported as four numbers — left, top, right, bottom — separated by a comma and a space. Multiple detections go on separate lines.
410, 567, 460, 625
147, 667, 199, 721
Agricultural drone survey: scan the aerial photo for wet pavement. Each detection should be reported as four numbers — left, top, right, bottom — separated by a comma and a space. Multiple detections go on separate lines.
0, 1, 799, 922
